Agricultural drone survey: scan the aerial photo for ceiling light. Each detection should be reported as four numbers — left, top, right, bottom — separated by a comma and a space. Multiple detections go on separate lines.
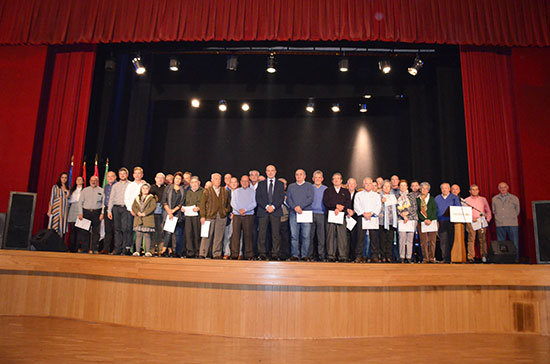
338, 58, 349, 72
227, 55, 238, 71
266, 53, 276, 73
306, 99, 315, 113
218, 100, 227, 112
331, 104, 340, 113
378, 60, 391, 74
241, 102, 250, 111
132, 56, 146, 75
191, 99, 200, 108
359, 104, 368, 113
363, 94, 372, 99
408, 56, 424, 76
169, 58, 180, 72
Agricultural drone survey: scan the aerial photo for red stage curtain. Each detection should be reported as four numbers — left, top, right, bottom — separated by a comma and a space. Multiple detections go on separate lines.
460, 46, 528, 261
0, 45, 48, 212
0, 0, 548, 46
33, 47, 96, 234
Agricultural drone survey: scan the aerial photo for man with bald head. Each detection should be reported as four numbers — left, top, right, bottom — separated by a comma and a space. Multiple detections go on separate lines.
77, 175, 104, 253
255, 164, 285, 260
286, 169, 314, 261
435, 182, 461, 263
199, 173, 232, 258
230, 175, 257, 259
492, 182, 520, 262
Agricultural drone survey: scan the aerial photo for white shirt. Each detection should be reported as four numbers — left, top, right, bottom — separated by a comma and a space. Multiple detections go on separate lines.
354, 190, 382, 217
124, 180, 145, 211
69, 186, 82, 204
251, 182, 259, 191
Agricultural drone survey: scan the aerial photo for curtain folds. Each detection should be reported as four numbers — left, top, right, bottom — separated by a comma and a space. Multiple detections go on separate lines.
0, 0, 548, 46
33, 48, 96, 234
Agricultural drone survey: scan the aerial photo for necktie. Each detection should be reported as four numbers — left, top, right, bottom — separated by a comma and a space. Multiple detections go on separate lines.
268, 180, 274, 204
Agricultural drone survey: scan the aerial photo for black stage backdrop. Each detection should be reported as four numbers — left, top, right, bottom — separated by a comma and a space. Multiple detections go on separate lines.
85, 42, 468, 189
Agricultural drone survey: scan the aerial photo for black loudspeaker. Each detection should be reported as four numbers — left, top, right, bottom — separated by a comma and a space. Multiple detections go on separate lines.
3, 192, 36, 249
488, 240, 517, 264
31, 229, 68, 252
533, 201, 550, 263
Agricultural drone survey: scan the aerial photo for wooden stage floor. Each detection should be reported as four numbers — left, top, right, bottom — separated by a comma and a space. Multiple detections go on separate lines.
1, 316, 549, 364
1, 250, 549, 340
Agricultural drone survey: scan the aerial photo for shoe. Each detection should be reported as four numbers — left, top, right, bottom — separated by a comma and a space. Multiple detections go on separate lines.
338, 258, 347, 263
482, 257, 487, 263
238, 256, 243, 260
132, 251, 140, 256
300, 257, 308, 262
289, 256, 299, 261
213, 255, 222, 260
145, 252, 152, 257
354, 257, 362, 263
198, 255, 206, 259
223, 255, 229, 260
99, 250, 108, 255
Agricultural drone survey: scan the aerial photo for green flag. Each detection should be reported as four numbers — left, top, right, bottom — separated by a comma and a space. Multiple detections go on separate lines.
102, 158, 109, 188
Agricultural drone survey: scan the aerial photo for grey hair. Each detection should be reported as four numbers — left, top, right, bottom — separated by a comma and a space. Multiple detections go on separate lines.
420, 182, 431, 191
313, 170, 323, 177
211, 173, 222, 179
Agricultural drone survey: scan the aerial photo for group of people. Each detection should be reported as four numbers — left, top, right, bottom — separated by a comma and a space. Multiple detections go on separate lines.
47, 165, 521, 263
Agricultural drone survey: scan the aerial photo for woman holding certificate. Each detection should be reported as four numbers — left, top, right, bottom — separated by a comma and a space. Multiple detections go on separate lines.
396, 180, 418, 263
416, 182, 438, 263
131, 183, 157, 257
161, 172, 186, 257
378, 181, 398, 263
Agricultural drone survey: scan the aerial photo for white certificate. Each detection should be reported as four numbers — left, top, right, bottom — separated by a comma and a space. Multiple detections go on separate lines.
421, 221, 438, 233
449, 206, 472, 223
471, 216, 488, 231
163, 216, 178, 233
384, 194, 397, 206
362, 216, 379, 230
346, 216, 357, 231
328, 210, 344, 225
183, 205, 198, 217
296, 210, 313, 223
75, 218, 91, 231
200, 220, 211, 238
398, 220, 417, 232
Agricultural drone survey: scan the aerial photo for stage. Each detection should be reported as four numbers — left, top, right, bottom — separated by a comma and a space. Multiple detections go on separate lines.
0, 250, 549, 339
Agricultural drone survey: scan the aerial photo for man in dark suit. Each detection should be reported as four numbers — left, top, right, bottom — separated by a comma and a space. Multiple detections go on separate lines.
323, 173, 351, 262
255, 164, 285, 260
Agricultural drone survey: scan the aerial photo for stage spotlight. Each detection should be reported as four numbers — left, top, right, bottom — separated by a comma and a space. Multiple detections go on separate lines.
363, 94, 372, 99
266, 53, 277, 73
191, 98, 200, 108
132, 56, 146, 75
408, 56, 424, 76
218, 100, 227, 112
241, 102, 250, 111
359, 104, 368, 113
338, 58, 349, 72
169, 58, 180, 72
378, 60, 391, 74
331, 104, 340, 113
227, 55, 238, 71
306, 99, 315, 113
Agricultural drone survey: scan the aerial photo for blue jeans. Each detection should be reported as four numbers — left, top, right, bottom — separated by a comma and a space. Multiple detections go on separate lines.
496, 226, 519, 261
289, 211, 312, 258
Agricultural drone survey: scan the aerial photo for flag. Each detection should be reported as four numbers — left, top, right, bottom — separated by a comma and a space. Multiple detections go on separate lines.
82, 161, 87, 184
93, 155, 99, 178
68, 155, 74, 186
102, 158, 109, 188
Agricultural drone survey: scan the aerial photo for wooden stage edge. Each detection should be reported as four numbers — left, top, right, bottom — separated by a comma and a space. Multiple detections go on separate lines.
1, 250, 549, 339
